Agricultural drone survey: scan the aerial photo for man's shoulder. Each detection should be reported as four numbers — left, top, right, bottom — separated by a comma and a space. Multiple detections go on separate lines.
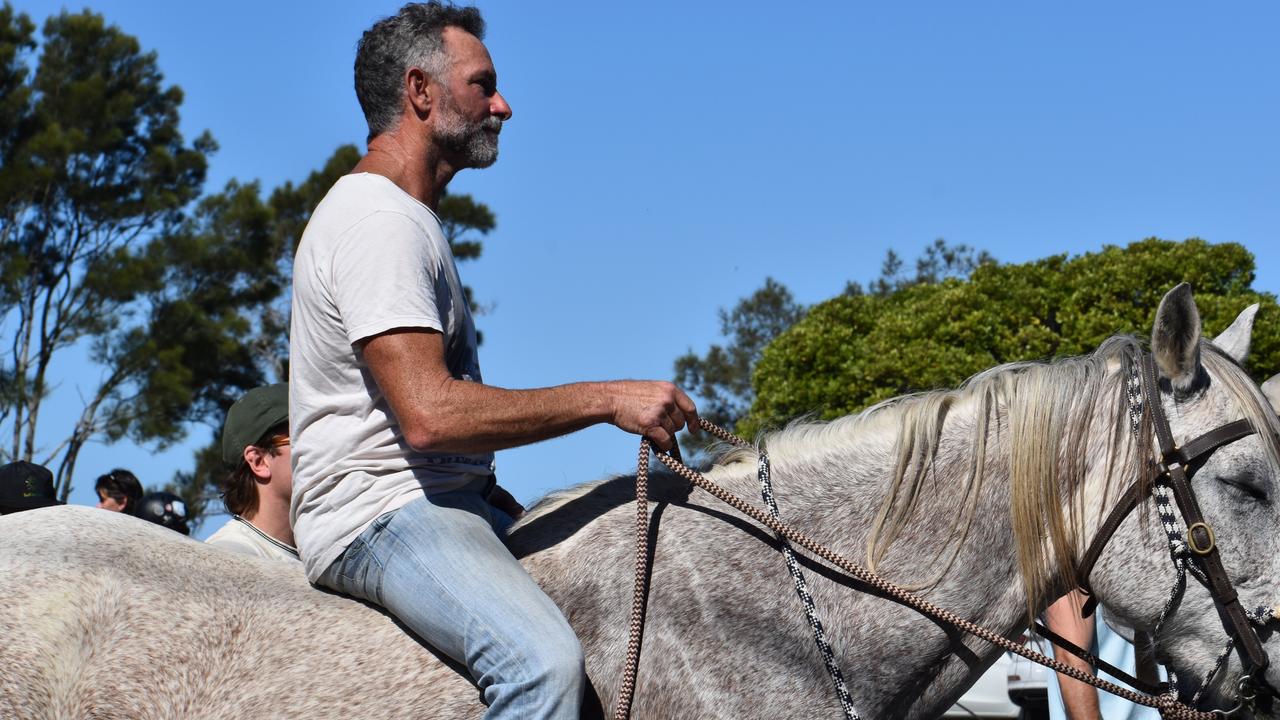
310, 174, 440, 234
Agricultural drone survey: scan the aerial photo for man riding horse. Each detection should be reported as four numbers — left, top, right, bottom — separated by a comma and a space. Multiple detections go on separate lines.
288, 3, 700, 718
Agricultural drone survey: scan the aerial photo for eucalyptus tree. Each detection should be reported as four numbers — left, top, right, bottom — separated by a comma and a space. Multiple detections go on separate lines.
0, 6, 274, 500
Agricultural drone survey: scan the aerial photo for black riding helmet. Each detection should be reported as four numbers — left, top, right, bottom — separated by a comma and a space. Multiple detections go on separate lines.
135, 491, 191, 535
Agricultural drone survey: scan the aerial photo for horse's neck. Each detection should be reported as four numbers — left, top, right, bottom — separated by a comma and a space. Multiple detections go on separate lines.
520, 402, 1053, 718
750, 401, 1034, 634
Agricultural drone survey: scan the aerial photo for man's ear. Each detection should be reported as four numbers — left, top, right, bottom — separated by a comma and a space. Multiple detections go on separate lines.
405, 66, 433, 117
242, 446, 272, 481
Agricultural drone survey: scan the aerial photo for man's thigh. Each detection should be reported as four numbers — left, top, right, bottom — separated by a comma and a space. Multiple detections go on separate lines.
366, 492, 577, 668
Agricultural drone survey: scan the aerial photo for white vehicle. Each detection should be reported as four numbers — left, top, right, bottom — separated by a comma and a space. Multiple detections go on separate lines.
1006, 635, 1051, 720
944, 635, 1050, 719
944, 652, 1020, 719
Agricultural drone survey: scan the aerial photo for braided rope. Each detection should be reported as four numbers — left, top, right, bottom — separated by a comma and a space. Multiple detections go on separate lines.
1127, 361, 1145, 436
757, 452, 860, 719
612, 417, 1218, 720
612, 440, 653, 720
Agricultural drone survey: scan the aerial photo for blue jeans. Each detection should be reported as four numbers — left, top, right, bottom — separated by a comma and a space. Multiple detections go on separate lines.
318, 480, 585, 719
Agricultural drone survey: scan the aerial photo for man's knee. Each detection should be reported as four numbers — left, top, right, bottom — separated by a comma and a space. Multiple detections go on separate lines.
528, 630, 586, 692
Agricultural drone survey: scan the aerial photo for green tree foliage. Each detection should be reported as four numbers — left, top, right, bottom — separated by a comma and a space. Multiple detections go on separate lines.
676, 240, 990, 451
674, 278, 806, 449
0, 6, 238, 497
740, 238, 1280, 439
248, 144, 362, 381
438, 189, 497, 324
846, 238, 994, 297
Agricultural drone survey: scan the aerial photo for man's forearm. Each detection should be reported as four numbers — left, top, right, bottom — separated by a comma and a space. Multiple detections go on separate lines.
1046, 591, 1101, 720
398, 378, 614, 453
362, 328, 698, 453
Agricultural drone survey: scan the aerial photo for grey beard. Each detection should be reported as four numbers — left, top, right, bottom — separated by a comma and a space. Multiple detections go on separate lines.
436, 113, 502, 168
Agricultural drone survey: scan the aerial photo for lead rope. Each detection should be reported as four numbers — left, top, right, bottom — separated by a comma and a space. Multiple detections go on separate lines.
612, 439, 654, 720
612, 418, 1218, 720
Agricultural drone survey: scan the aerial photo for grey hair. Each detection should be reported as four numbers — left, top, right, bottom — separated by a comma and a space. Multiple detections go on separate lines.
354, 2, 486, 142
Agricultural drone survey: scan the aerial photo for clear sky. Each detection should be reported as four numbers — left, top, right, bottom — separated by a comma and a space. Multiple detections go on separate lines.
17, 1, 1280, 537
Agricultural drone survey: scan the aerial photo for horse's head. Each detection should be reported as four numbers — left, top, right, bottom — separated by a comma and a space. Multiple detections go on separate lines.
1093, 284, 1280, 717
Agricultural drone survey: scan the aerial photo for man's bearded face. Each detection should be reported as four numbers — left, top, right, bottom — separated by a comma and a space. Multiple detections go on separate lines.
435, 90, 502, 169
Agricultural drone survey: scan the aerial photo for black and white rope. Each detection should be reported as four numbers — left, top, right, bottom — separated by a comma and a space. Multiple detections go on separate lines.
1153, 481, 1188, 559
757, 452, 859, 720
1150, 479, 1216, 699
1192, 608, 1280, 704
1127, 359, 1145, 436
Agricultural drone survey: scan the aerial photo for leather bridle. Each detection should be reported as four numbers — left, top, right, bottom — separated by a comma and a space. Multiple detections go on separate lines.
1077, 351, 1276, 712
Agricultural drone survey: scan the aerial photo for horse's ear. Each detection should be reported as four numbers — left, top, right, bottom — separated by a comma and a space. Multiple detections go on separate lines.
1210, 303, 1260, 364
1152, 283, 1202, 391
1262, 374, 1280, 414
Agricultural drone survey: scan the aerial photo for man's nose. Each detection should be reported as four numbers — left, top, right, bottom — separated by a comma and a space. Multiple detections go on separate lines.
492, 90, 512, 121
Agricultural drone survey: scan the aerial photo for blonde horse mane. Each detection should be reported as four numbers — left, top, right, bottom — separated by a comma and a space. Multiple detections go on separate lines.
741, 334, 1280, 618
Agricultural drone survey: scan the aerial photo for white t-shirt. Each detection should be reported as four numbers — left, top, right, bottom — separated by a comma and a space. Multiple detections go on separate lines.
289, 173, 494, 582
205, 516, 301, 565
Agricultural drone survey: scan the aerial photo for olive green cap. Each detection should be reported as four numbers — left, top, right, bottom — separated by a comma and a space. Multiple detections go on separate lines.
221, 383, 289, 465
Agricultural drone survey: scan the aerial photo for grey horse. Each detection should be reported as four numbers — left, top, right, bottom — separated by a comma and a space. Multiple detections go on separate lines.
2, 284, 1279, 719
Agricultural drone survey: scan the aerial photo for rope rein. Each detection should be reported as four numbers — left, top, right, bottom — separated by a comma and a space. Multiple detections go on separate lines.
612, 417, 1225, 720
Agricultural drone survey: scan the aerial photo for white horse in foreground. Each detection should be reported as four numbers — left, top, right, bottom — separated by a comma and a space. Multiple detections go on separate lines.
3, 285, 1280, 719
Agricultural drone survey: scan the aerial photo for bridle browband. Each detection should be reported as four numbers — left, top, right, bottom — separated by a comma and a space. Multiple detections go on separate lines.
1077, 350, 1276, 711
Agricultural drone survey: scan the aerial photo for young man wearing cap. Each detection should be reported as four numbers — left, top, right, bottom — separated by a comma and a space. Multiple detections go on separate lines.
205, 383, 299, 563
0, 461, 63, 515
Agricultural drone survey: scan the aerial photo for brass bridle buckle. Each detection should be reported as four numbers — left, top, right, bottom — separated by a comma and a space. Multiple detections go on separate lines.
1187, 521, 1217, 556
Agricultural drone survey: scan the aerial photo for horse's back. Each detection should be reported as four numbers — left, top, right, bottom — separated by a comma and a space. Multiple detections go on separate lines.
0, 506, 481, 719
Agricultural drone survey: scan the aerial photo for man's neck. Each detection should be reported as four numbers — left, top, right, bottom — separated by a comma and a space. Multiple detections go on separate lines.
354, 131, 456, 210
242, 501, 294, 548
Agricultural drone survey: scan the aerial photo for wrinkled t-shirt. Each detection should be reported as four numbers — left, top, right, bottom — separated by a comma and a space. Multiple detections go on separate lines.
289, 173, 493, 582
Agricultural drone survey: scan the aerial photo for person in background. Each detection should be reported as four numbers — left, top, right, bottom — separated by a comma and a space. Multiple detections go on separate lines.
0, 461, 63, 515
135, 491, 191, 535
205, 383, 299, 563
1046, 589, 1162, 720
95, 468, 143, 515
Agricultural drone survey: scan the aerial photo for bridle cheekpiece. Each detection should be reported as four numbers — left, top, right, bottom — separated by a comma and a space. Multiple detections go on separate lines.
1077, 350, 1277, 716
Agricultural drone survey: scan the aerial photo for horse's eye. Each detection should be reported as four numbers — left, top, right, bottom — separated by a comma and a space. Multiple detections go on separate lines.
1220, 476, 1269, 503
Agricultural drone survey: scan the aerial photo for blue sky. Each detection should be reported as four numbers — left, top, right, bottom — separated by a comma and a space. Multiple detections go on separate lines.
17, 1, 1280, 536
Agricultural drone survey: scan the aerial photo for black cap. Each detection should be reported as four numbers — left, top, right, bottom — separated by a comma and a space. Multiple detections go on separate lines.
0, 461, 63, 514
221, 383, 289, 465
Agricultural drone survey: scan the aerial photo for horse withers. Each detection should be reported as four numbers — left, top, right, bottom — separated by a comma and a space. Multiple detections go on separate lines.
2, 284, 1279, 719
